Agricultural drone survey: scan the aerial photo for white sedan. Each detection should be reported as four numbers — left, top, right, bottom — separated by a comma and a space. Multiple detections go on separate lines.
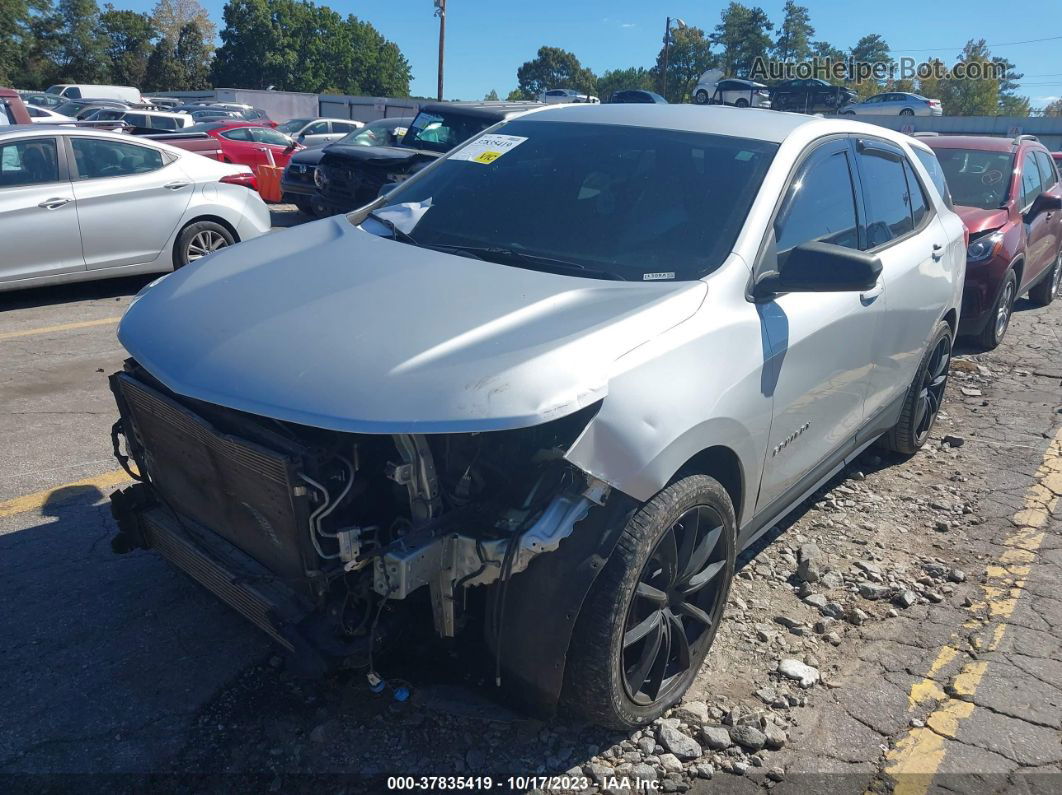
842, 92, 943, 117
0, 126, 271, 292
25, 104, 76, 124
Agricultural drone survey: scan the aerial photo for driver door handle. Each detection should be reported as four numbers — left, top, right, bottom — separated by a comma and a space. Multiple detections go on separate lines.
163, 180, 190, 190
860, 280, 884, 303
37, 197, 72, 210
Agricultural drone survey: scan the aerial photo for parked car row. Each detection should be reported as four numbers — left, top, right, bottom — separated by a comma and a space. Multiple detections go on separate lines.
0, 125, 270, 291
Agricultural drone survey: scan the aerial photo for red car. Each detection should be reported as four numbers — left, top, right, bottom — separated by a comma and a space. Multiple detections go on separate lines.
926, 135, 1062, 349
196, 121, 303, 170
1, 86, 32, 124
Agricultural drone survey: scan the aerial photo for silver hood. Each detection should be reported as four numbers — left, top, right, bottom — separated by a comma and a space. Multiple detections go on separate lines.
119, 216, 707, 433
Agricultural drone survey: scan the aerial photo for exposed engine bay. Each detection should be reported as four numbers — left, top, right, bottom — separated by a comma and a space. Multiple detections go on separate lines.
108, 360, 610, 675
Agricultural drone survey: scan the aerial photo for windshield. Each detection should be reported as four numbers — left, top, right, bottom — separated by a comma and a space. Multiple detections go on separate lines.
54, 101, 84, 116
277, 118, 312, 134
338, 118, 408, 147
934, 148, 1014, 209
367, 120, 777, 281
399, 110, 490, 154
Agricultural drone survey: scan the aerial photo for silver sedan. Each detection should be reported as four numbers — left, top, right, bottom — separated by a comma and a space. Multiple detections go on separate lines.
842, 91, 943, 116
0, 126, 271, 292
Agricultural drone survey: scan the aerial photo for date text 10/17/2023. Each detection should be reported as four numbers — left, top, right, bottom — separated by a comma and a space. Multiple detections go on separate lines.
386, 775, 662, 791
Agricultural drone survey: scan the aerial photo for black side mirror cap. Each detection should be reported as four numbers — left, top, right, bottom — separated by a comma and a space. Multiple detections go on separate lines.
754, 241, 882, 297
1033, 192, 1062, 213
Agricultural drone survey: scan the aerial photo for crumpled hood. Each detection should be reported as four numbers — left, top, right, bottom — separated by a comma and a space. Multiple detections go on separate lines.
321, 144, 434, 167
955, 205, 1010, 236
119, 217, 707, 433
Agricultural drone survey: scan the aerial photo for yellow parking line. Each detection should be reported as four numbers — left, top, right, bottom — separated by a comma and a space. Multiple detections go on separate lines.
0, 469, 131, 519
883, 427, 1062, 794
0, 316, 120, 342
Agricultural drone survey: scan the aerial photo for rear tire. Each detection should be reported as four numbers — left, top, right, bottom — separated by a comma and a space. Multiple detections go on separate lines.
899, 108, 915, 116
1029, 250, 1061, 306
694, 90, 709, 105
735, 98, 749, 108
562, 475, 736, 729
976, 269, 1017, 350
174, 221, 235, 268
880, 320, 952, 455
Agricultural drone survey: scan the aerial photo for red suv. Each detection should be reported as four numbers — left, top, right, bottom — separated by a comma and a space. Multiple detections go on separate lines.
925, 135, 1062, 348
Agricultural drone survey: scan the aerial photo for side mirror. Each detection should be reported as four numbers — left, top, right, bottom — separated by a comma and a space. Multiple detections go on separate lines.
754, 241, 882, 297
1032, 192, 1062, 213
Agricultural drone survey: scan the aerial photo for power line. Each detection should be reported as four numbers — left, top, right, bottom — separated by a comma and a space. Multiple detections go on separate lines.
891, 35, 1062, 53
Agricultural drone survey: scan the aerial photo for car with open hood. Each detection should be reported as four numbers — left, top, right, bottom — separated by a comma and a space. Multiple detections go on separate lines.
108, 105, 965, 728
312, 101, 543, 214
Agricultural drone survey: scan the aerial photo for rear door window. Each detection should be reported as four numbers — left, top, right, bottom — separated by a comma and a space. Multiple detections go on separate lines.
775, 146, 859, 254
71, 138, 164, 179
221, 127, 252, 141
856, 145, 915, 248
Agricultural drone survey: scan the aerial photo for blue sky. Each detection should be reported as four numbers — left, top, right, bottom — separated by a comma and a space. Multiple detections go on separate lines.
121, 0, 1062, 106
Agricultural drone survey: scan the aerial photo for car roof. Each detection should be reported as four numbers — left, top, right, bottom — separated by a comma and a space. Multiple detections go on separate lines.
0, 124, 155, 143
922, 135, 1035, 153
418, 101, 546, 120
511, 104, 820, 143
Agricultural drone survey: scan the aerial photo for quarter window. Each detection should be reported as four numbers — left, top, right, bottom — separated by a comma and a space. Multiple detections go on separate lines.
856, 147, 914, 248
903, 159, 929, 228
913, 148, 953, 207
0, 138, 60, 186
72, 138, 164, 179
1034, 150, 1057, 190
1021, 151, 1042, 208
775, 149, 859, 254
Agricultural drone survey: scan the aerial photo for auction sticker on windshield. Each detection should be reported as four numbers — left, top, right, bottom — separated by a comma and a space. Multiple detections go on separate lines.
451, 134, 527, 164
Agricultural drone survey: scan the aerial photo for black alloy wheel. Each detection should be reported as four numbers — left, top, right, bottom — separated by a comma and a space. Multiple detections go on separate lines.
621, 504, 730, 705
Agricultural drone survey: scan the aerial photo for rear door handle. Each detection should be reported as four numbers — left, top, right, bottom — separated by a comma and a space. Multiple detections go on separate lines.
932, 242, 944, 261
37, 197, 72, 210
163, 181, 190, 190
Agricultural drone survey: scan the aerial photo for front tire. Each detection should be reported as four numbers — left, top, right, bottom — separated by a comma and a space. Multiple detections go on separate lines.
899, 108, 915, 116
735, 98, 749, 108
977, 269, 1017, 350
1029, 249, 1062, 306
880, 320, 952, 455
562, 475, 736, 729
175, 221, 235, 268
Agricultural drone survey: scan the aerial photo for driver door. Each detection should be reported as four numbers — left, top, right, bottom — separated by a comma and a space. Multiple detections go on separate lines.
756, 138, 883, 512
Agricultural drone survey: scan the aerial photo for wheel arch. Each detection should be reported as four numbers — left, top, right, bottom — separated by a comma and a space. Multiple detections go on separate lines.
171, 214, 241, 265
671, 445, 745, 525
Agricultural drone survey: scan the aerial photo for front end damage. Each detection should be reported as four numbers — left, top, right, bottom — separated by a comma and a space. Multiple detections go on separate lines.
108, 360, 619, 696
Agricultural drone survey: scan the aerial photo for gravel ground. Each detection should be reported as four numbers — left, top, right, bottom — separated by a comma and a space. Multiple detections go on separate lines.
1, 207, 1060, 794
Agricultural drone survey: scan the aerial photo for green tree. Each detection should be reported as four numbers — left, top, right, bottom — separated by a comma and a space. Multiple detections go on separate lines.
849, 33, 891, 99
143, 36, 181, 91
938, 40, 1000, 116
994, 57, 1029, 116
596, 66, 656, 102
175, 20, 211, 89
506, 87, 533, 101
516, 46, 595, 98
774, 1, 813, 63
483, 88, 499, 101
212, 0, 410, 95
99, 6, 155, 88
0, 0, 49, 86
53, 0, 109, 83
654, 26, 715, 102
711, 2, 773, 77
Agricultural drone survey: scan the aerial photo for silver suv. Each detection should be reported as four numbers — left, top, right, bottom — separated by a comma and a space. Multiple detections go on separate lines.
108, 105, 965, 728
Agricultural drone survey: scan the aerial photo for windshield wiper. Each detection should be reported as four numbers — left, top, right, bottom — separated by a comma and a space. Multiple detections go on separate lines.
426, 244, 628, 281
365, 211, 418, 245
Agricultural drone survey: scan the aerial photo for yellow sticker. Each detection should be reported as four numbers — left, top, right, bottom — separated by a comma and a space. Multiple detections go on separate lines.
472, 150, 502, 164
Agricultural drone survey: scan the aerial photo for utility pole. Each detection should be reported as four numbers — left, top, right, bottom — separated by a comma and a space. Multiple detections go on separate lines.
435, 0, 446, 101
662, 17, 672, 98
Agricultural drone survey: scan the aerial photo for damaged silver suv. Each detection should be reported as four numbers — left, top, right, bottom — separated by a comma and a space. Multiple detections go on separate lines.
108, 105, 965, 728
